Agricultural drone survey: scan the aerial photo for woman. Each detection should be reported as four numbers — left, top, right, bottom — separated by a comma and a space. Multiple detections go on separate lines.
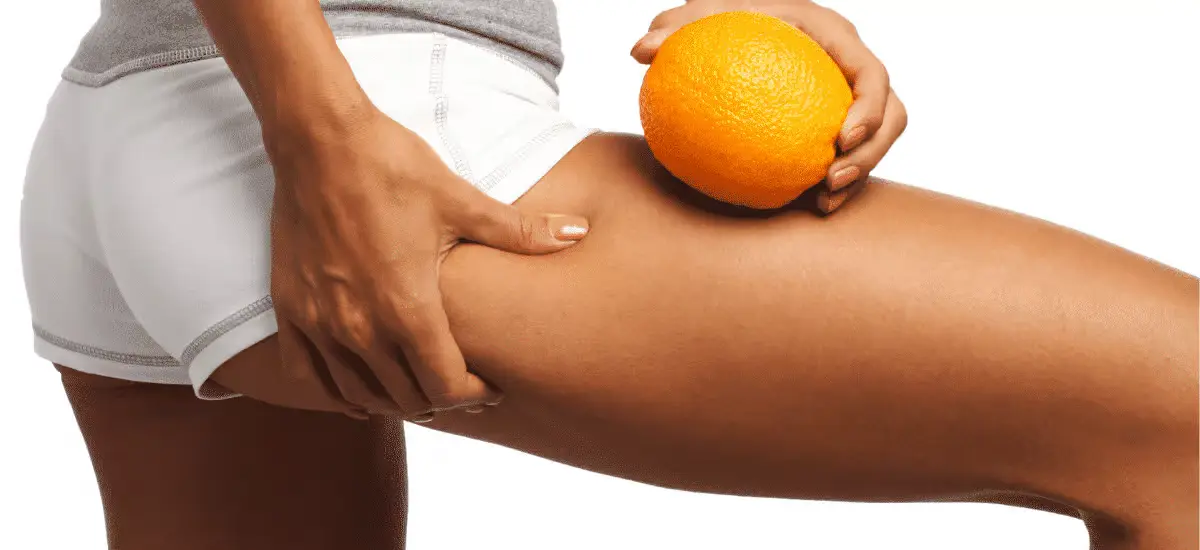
20, 0, 1196, 549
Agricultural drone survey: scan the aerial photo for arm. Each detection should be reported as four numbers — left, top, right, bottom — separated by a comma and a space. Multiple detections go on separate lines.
193, 0, 369, 153
194, 1, 589, 418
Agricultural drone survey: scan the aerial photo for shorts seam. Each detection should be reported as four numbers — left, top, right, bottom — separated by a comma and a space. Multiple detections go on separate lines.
61, 45, 223, 87
179, 296, 275, 366
429, 34, 475, 183
33, 325, 179, 367
477, 121, 576, 193
32, 295, 275, 369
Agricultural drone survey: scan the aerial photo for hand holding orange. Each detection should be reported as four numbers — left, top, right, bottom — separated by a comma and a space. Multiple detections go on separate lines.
632, 3, 907, 213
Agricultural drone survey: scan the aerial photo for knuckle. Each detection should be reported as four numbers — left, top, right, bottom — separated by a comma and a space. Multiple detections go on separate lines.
465, 197, 515, 233
834, 17, 856, 35
822, 7, 859, 35
517, 215, 539, 245
378, 291, 438, 337
280, 296, 321, 328
896, 108, 909, 134
876, 63, 891, 88
649, 12, 672, 30
859, 109, 885, 130
649, 7, 684, 30
894, 97, 909, 131
334, 310, 376, 351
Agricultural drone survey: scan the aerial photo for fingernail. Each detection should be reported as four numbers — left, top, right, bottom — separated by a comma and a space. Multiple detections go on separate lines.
464, 405, 485, 414
826, 193, 849, 212
818, 191, 848, 214
831, 165, 861, 191
841, 125, 867, 150
547, 215, 589, 242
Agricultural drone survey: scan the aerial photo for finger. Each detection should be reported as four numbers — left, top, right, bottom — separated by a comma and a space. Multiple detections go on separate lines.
631, 6, 689, 63
328, 285, 433, 416
274, 320, 368, 418
379, 280, 503, 411
411, 411, 436, 424
827, 90, 907, 191
321, 339, 399, 415
301, 319, 397, 415
449, 188, 588, 255
790, 5, 889, 150
358, 340, 433, 418
817, 178, 868, 214
401, 308, 502, 411
838, 63, 889, 152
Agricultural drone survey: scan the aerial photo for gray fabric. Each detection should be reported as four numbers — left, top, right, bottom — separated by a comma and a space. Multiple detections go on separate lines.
64, 0, 563, 87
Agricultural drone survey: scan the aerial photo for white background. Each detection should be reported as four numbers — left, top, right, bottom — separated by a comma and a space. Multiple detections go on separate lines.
1, 1, 1197, 549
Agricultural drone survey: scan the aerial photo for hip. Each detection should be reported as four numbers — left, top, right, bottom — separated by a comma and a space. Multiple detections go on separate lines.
20, 32, 594, 394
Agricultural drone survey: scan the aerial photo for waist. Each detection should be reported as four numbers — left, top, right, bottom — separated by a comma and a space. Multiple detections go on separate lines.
62, 4, 563, 89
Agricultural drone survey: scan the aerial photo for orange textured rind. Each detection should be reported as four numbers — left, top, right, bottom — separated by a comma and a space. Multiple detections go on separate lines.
640, 11, 854, 209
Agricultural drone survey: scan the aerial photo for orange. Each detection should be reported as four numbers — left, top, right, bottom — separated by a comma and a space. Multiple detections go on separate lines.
639, 11, 853, 209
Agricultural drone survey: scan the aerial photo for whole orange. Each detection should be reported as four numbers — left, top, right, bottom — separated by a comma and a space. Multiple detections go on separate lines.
639, 11, 853, 209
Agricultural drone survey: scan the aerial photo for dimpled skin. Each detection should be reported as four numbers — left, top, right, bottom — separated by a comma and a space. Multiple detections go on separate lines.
639, 11, 853, 209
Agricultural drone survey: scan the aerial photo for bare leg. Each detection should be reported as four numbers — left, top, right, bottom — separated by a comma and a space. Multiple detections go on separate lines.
57, 361, 408, 550
424, 134, 1198, 548
212, 133, 1195, 548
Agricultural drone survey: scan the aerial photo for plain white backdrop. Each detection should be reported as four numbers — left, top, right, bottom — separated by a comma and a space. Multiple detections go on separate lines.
1, 1, 1197, 549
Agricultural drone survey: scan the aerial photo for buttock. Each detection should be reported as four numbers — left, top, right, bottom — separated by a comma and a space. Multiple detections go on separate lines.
20, 32, 595, 399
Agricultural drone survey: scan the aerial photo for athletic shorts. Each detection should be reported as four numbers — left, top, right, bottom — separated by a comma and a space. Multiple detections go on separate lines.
20, 33, 596, 399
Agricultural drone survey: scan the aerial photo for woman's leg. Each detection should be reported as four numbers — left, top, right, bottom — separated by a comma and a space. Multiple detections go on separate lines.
211, 133, 1194, 548
57, 359, 408, 550
420, 134, 1197, 547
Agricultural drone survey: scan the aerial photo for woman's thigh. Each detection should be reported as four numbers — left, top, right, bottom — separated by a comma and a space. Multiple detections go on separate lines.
425, 133, 1196, 527
57, 360, 408, 550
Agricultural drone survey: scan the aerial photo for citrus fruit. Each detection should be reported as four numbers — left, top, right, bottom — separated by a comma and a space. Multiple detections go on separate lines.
639, 11, 854, 209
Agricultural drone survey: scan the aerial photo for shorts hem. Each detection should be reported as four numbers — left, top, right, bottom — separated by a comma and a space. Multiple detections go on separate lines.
33, 336, 192, 386
186, 305, 279, 401
484, 125, 599, 204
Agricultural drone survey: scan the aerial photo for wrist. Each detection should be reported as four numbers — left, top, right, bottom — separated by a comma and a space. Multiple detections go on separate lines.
258, 84, 378, 159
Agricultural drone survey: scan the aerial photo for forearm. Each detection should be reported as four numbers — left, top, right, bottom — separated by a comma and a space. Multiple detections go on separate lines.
192, 0, 373, 151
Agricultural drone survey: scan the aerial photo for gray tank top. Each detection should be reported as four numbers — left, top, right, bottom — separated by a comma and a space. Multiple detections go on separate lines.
63, 0, 563, 88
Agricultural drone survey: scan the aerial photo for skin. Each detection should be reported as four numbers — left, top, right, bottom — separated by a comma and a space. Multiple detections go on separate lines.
57, 365, 408, 550
193, 0, 907, 420
64, 135, 1199, 549
52, 0, 1197, 549
193, 0, 589, 419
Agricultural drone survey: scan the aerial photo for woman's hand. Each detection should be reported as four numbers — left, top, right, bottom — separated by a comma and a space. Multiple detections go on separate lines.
631, 0, 907, 213
265, 105, 589, 419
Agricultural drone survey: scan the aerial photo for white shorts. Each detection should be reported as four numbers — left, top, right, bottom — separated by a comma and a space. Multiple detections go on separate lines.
20, 33, 595, 399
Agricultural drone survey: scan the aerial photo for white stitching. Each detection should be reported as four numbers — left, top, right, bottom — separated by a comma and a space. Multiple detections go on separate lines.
33, 295, 274, 368
429, 35, 475, 183
34, 325, 179, 367
179, 296, 274, 366
477, 122, 577, 193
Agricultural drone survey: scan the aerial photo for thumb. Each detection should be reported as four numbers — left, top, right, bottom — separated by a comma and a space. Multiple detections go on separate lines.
631, 29, 671, 64
453, 194, 589, 255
